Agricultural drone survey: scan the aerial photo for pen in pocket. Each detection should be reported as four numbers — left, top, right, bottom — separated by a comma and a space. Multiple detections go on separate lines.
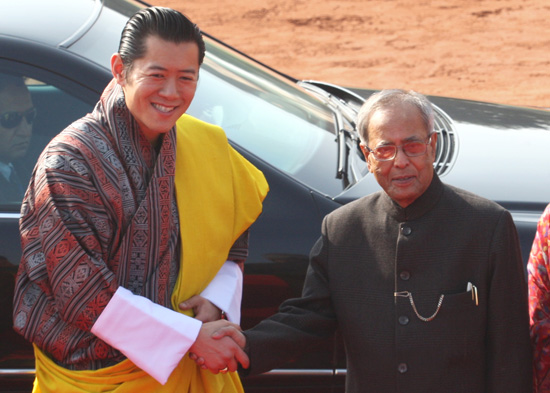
467, 281, 478, 306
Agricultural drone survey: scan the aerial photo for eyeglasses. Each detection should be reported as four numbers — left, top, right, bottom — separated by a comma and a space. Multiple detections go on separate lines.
0, 107, 37, 129
365, 133, 433, 162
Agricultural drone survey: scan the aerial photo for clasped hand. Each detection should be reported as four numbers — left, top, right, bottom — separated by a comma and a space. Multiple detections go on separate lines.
180, 296, 248, 373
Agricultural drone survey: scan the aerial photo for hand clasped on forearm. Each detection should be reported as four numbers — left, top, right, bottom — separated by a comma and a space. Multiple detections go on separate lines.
189, 319, 249, 373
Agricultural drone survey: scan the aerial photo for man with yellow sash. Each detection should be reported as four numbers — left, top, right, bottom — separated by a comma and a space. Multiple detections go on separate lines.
12, 7, 267, 392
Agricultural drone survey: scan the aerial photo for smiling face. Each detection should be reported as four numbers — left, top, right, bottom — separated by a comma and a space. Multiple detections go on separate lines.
111, 35, 200, 146
0, 83, 33, 164
362, 102, 437, 208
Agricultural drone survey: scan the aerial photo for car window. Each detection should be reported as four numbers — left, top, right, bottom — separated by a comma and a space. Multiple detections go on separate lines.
0, 74, 93, 211
0, 71, 94, 371
187, 40, 349, 197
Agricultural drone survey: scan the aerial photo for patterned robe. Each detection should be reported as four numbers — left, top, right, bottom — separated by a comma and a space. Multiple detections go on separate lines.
529, 203, 550, 391
12, 79, 245, 371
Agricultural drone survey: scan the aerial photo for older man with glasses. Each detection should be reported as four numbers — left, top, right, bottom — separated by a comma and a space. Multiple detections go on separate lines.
213, 89, 533, 392
0, 74, 35, 203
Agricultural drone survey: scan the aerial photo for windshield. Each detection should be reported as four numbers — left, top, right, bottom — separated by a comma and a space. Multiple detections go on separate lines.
187, 39, 347, 196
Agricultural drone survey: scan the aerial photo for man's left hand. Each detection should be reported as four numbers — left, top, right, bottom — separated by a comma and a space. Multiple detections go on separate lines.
179, 295, 222, 322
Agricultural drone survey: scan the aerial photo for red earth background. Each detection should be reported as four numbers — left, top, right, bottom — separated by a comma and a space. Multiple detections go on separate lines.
153, 0, 549, 109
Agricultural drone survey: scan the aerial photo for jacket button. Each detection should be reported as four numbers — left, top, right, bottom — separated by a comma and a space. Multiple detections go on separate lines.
398, 363, 408, 373
401, 226, 412, 236
400, 271, 410, 280
398, 316, 409, 325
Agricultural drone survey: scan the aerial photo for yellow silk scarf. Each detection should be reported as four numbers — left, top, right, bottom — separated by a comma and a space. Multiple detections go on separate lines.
32, 115, 268, 393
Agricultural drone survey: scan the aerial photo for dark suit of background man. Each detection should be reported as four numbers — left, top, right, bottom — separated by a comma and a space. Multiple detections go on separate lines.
213, 89, 533, 392
0, 74, 34, 203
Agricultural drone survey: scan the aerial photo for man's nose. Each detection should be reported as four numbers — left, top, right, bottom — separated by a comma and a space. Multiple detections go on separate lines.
159, 78, 178, 98
17, 118, 33, 136
393, 146, 410, 167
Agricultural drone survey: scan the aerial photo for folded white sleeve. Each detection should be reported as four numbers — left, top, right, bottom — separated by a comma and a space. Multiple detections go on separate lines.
91, 286, 202, 385
200, 260, 243, 323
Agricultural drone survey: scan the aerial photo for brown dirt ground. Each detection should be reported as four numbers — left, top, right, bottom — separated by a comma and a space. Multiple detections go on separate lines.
152, 0, 550, 109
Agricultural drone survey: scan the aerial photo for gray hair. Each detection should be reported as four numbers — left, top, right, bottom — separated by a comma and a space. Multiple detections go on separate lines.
357, 89, 434, 145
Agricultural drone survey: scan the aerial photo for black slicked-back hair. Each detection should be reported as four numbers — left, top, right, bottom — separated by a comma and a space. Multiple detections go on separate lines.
118, 6, 206, 73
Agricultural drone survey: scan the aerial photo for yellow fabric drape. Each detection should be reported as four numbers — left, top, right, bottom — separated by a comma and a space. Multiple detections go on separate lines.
170, 115, 269, 392
32, 115, 268, 393
172, 115, 269, 307
33, 345, 244, 393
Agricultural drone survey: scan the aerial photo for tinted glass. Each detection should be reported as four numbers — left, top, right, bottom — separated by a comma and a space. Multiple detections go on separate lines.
187, 40, 347, 196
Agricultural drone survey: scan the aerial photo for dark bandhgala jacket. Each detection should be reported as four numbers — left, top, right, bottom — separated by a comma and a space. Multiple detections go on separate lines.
244, 175, 532, 393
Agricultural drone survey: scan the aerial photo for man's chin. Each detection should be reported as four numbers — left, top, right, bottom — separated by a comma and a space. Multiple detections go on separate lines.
388, 189, 419, 208
159, 112, 186, 131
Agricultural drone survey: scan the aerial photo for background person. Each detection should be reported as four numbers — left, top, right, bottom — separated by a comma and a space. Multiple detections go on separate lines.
212, 89, 532, 392
0, 74, 35, 203
528, 203, 550, 392
12, 6, 267, 392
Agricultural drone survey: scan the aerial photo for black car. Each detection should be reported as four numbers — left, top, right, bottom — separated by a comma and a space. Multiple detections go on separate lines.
1, 0, 549, 392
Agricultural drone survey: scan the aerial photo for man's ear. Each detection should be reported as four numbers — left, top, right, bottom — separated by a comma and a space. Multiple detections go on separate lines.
360, 144, 374, 172
111, 53, 126, 85
360, 144, 369, 160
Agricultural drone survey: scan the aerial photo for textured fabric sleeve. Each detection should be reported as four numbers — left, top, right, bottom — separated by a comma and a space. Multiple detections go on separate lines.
528, 204, 550, 391
486, 209, 533, 392
91, 287, 201, 385
13, 139, 120, 350
243, 222, 338, 376
200, 260, 243, 323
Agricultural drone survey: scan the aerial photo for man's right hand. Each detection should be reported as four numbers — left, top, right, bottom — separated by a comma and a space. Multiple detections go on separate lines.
189, 319, 249, 373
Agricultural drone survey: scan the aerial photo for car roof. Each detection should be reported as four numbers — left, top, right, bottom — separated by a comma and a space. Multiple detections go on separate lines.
0, 0, 145, 68
2, 0, 101, 46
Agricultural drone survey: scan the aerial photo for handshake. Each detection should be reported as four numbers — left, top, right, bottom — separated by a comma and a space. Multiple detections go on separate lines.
181, 296, 249, 374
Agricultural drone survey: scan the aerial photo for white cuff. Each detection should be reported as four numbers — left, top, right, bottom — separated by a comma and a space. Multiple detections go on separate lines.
91, 287, 202, 385
201, 260, 243, 323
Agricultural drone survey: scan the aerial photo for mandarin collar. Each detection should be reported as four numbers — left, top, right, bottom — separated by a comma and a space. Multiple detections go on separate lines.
381, 174, 444, 222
